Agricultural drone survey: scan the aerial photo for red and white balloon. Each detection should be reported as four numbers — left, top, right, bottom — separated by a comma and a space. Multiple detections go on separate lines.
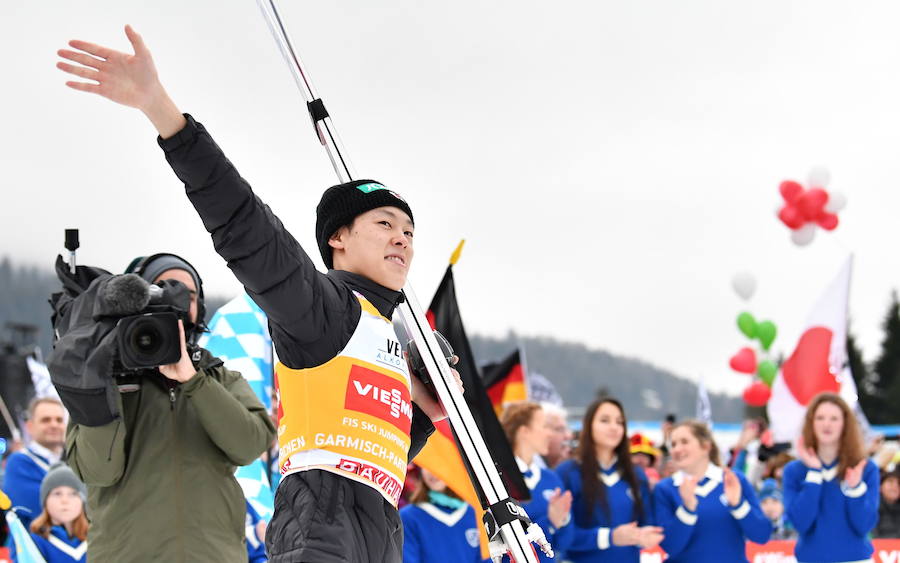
776, 168, 846, 246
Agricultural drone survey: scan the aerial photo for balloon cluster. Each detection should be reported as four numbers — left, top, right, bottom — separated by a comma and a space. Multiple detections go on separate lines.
776, 168, 846, 247
729, 272, 778, 407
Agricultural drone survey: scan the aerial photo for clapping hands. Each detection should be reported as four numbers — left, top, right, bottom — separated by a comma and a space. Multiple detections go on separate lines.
611, 521, 664, 548
844, 459, 867, 489
795, 436, 822, 469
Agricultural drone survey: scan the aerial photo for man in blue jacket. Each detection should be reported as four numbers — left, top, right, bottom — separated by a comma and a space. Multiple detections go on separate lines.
4, 398, 66, 528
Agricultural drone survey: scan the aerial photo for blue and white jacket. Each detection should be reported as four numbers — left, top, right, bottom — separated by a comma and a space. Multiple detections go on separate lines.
400, 502, 486, 563
653, 463, 771, 563
31, 525, 87, 563
516, 457, 574, 563
783, 458, 879, 563
4, 444, 59, 529
555, 458, 652, 563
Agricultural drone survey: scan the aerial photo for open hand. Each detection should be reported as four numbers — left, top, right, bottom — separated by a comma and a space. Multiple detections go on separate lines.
57, 25, 186, 137
678, 475, 698, 511
546, 488, 572, 529
795, 436, 822, 469
723, 468, 743, 507
844, 459, 867, 489
58, 25, 162, 110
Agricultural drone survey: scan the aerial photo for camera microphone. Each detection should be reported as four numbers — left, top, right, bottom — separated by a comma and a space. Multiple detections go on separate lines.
98, 274, 154, 317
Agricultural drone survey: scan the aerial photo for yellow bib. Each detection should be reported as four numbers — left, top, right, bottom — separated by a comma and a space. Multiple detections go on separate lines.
274, 294, 412, 506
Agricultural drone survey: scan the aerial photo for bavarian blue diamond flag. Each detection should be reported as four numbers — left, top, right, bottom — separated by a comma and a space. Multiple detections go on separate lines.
200, 293, 273, 410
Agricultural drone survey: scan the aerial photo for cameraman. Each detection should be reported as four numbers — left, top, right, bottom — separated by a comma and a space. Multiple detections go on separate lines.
64, 254, 276, 563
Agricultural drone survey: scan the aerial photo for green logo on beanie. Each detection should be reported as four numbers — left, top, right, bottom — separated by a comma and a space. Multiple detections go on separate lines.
356, 182, 386, 194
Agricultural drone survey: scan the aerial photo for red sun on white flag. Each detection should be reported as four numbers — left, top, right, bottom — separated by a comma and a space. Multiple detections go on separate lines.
768, 256, 862, 443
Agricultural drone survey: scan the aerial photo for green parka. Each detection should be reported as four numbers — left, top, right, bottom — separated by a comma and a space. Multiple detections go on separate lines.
66, 348, 276, 563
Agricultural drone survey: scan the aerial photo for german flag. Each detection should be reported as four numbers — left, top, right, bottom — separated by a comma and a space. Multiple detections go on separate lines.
482, 349, 528, 416
414, 241, 529, 557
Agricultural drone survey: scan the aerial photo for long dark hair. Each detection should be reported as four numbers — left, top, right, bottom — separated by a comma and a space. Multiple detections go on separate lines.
576, 398, 644, 522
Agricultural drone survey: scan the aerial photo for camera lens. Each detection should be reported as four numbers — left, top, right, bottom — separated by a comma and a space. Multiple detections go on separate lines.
117, 312, 181, 370
132, 324, 163, 354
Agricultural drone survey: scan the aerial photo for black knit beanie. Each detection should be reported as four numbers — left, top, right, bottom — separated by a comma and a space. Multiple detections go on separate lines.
315, 179, 414, 269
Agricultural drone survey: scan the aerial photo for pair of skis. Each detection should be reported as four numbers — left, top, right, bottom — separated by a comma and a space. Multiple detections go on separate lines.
255, 2, 551, 562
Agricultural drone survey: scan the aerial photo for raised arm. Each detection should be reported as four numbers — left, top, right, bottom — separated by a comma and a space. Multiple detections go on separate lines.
57, 27, 354, 368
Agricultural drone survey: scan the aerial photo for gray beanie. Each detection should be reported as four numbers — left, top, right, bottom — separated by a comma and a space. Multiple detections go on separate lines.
130, 254, 202, 291
40, 463, 87, 507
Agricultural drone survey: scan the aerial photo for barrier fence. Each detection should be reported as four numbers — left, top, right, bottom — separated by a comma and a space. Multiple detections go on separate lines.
638, 539, 900, 562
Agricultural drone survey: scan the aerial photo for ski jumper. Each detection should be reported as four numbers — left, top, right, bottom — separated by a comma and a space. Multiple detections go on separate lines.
653, 464, 771, 563
783, 458, 879, 563
555, 458, 652, 563
158, 115, 435, 562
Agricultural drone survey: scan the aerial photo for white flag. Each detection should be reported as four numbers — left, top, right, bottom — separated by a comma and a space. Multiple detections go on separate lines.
696, 377, 712, 428
768, 255, 862, 443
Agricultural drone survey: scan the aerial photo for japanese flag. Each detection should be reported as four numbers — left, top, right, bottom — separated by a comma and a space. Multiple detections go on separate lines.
768, 256, 864, 443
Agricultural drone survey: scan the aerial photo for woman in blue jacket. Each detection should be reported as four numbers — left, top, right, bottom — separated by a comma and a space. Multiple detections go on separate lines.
501, 402, 574, 562
783, 392, 879, 563
653, 420, 771, 562
400, 468, 486, 563
556, 398, 663, 562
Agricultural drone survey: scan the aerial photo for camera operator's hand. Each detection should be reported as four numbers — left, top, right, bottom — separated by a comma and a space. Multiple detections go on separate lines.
57, 25, 187, 139
158, 320, 197, 383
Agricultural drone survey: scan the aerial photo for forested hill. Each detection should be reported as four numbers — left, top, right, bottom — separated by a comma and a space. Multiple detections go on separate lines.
470, 334, 745, 422
1, 257, 743, 422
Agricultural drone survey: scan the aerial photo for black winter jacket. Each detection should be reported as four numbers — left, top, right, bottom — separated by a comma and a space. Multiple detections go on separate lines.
157, 115, 435, 459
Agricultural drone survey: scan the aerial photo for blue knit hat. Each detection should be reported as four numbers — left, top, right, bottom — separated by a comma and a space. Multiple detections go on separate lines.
758, 478, 783, 502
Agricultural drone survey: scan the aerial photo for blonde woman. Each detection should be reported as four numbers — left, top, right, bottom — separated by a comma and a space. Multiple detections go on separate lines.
653, 420, 770, 562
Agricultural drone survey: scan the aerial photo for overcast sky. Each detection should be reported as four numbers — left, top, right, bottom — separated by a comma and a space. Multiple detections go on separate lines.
4, 1, 900, 395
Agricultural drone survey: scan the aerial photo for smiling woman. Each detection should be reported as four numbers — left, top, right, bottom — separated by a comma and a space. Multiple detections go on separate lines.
783, 393, 880, 563
652, 419, 771, 563
555, 398, 662, 563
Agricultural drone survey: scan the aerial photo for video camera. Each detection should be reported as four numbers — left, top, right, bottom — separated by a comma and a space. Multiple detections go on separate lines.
103, 275, 191, 371
48, 230, 195, 426
52, 229, 193, 372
